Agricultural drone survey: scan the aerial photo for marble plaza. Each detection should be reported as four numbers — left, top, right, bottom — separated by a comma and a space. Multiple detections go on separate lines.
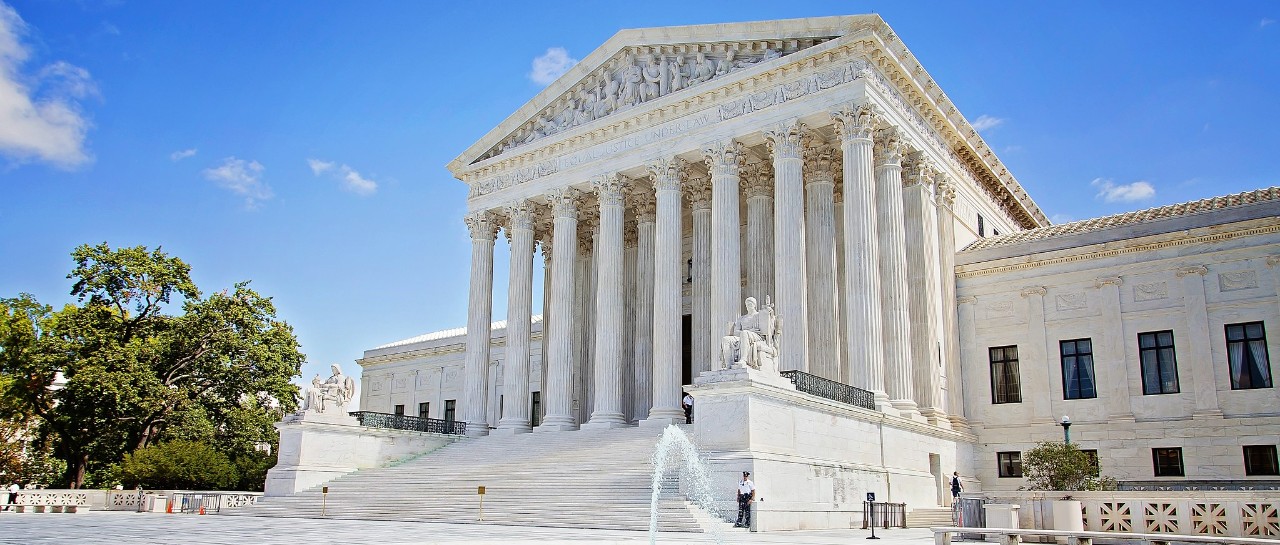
264, 14, 1279, 536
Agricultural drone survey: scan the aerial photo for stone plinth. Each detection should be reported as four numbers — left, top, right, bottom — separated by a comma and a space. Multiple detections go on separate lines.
265, 411, 461, 496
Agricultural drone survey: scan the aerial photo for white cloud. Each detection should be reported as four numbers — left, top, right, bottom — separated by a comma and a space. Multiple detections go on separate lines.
1050, 213, 1076, 225
528, 47, 578, 86
1261, 18, 1275, 28
0, 2, 95, 169
1091, 178, 1156, 203
169, 148, 196, 161
306, 158, 334, 175
307, 158, 377, 196
970, 115, 1005, 132
202, 157, 272, 206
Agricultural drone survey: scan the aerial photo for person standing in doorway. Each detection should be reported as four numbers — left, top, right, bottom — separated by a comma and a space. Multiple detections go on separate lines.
734, 471, 755, 528
681, 392, 694, 424
950, 471, 963, 501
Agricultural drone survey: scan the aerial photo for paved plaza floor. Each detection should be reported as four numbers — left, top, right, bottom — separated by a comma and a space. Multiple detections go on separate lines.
0, 511, 944, 544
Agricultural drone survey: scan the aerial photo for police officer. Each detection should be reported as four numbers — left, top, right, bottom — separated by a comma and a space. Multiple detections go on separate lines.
734, 471, 755, 528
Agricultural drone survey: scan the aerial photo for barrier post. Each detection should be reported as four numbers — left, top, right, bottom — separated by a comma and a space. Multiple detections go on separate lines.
477, 486, 485, 521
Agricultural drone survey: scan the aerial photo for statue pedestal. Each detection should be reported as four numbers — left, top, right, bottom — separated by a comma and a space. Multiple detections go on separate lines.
264, 410, 461, 496
693, 365, 797, 390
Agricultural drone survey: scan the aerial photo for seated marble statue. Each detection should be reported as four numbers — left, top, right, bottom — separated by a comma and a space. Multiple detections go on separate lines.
302, 363, 356, 413
719, 296, 780, 373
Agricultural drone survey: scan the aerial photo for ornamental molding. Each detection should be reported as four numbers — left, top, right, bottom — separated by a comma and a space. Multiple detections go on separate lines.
1020, 286, 1047, 298
1176, 265, 1210, 278
452, 17, 1048, 228
957, 223, 1280, 279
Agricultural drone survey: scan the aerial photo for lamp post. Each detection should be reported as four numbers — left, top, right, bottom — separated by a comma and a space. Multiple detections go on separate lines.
1059, 415, 1072, 445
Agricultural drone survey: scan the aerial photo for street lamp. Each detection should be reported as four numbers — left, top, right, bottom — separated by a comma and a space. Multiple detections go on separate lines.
1059, 415, 1072, 445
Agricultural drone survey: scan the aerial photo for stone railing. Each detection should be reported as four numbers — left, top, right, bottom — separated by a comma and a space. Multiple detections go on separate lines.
976, 490, 1280, 539
13, 490, 96, 508
779, 370, 875, 410
349, 411, 467, 435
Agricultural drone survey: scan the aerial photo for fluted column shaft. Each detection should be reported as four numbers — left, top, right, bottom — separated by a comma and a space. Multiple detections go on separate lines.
462, 211, 498, 436
874, 129, 917, 415
804, 145, 839, 380
644, 159, 686, 425
689, 182, 713, 377
902, 158, 945, 425
632, 207, 656, 422
935, 179, 967, 429
583, 176, 627, 428
537, 190, 579, 432
833, 106, 887, 406
705, 142, 744, 369
744, 168, 775, 303
497, 203, 535, 433
765, 123, 809, 372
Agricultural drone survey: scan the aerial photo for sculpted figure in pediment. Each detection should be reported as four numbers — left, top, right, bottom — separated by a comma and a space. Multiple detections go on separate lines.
642, 58, 663, 101
622, 62, 643, 107
598, 78, 619, 117
690, 53, 714, 84
575, 90, 597, 125
669, 55, 687, 92
716, 50, 737, 77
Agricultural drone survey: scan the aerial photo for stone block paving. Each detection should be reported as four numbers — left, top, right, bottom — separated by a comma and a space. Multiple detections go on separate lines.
0, 512, 942, 544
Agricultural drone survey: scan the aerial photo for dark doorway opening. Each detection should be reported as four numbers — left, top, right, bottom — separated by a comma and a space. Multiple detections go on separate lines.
682, 314, 693, 386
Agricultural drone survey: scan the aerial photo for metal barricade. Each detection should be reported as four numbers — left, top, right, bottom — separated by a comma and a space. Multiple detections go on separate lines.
861, 501, 907, 529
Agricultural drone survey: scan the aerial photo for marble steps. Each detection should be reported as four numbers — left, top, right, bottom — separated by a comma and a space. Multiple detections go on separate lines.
905, 507, 955, 528
227, 424, 712, 532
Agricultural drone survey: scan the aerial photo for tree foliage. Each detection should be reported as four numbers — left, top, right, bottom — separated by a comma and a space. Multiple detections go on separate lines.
119, 440, 239, 490
1022, 441, 1117, 491
0, 243, 304, 488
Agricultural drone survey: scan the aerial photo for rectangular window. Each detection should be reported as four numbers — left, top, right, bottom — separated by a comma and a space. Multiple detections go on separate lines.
418, 402, 429, 419
997, 452, 1023, 478
989, 345, 1022, 404
1226, 322, 1272, 389
1244, 445, 1279, 476
1139, 330, 1180, 394
444, 400, 456, 422
499, 395, 504, 419
393, 404, 404, 416
978, 214, 986, 237
530, 391, 541, 428
1153, 447, 1185, 477
1060, 338, 1097, 399
1082, 449, 1100, 472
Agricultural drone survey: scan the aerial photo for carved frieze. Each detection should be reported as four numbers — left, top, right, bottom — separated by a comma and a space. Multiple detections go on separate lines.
985, 299, 1015, 319
1134, 281, 1168, 302
1054, 292, 1088, 311
1218, 270, 1259, 292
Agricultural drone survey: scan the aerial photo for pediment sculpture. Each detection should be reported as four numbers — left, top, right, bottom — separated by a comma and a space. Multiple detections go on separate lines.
302, 363, 356, 413
719, 296, 781, 375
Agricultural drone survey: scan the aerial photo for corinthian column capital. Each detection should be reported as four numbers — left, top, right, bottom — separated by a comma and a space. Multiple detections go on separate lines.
764, 120, 805, 159
502, 200, 536, 232
902, 151, 937, 188
832, 102, 879, 142
741, 160, 773, 198
592, 173, 626, 206
802, 138, 836, 184
630, 186, 657, 223
873, 127, 905, 167
934, 176, 956, 207
646, 157, 685, 192
703, 140, 746, 178
464, 210, 499, 241
684, 173, 712, 210
548, 187, 582, 220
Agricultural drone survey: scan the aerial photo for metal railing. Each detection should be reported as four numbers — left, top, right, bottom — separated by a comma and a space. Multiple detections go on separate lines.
348, 411, 467, 435
862, 501, 907, 529
779, 370, 875, 410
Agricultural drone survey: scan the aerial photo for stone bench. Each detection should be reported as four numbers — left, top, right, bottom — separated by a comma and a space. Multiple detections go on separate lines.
931, 526, 1280, 545
11, 503, 90, 514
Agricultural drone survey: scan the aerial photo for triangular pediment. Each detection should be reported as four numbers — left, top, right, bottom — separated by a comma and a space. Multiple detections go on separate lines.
450, 15, 879, 171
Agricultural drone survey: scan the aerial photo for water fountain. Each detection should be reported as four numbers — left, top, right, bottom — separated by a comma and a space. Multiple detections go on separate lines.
648, 425, 726, 545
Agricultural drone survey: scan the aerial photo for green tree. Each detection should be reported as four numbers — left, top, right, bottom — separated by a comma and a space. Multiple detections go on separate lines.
0, 243, 303, 488
118, 440, 239, 490
1022, 441, 1117, 491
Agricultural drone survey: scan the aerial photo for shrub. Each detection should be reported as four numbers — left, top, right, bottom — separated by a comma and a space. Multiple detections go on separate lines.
1022, 441, 1117, 491
119, 440, 239, 490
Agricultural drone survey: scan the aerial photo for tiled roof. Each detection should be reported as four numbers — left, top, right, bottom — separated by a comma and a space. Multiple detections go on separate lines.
961, 187, 1280, 252
374, 315, 544, 350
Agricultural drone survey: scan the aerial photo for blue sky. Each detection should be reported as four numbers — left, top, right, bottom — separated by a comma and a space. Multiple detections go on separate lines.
1, 1, 1276, 388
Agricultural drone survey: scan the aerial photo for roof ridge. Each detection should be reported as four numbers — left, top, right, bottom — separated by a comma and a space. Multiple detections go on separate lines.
372, 314, 545, 351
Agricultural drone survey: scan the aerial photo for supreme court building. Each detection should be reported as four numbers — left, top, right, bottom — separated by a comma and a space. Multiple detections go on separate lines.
355, 15, 1280, 511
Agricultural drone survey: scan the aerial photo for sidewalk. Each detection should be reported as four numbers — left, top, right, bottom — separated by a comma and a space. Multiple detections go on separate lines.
0, 511, 943, 544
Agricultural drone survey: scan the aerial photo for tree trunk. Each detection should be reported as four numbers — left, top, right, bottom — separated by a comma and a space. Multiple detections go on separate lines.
69, 453, 88, 489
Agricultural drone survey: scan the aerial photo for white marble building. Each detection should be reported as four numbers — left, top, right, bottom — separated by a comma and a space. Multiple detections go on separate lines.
355, 14, 1279, 515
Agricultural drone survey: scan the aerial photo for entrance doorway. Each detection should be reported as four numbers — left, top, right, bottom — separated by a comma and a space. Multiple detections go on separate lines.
929, 453, 944, 507
682, 314, 693, 386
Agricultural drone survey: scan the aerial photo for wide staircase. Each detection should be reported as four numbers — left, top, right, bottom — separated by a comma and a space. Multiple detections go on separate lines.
907, 507, 956, 528
224, 424, 724, 532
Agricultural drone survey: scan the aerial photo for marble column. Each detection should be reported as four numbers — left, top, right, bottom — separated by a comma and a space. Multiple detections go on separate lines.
874, 128, 917, 416
622, 227, 638, 422
496, 201, 535, 434
643, 158, 687, 426
462, 211, 498, 437
583, 175, 628, 429
1177, 265, 1223, 419
704, 141, 744, 371
901, 154, 946, 425
833, 178, 850, 384
573, 217, 597, 425
764, 121, 809, 372
538, 238, 551, 425
832, 105, 887, 407
687, 176, 713, 377
1095, 276, 1135, 421
743, 161, 775, 304
934, 178, 968, 430
536, 189, 580, 432
632, 192, 657, 422
804, 139, 840, 380
1021, 286, 1054, 423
